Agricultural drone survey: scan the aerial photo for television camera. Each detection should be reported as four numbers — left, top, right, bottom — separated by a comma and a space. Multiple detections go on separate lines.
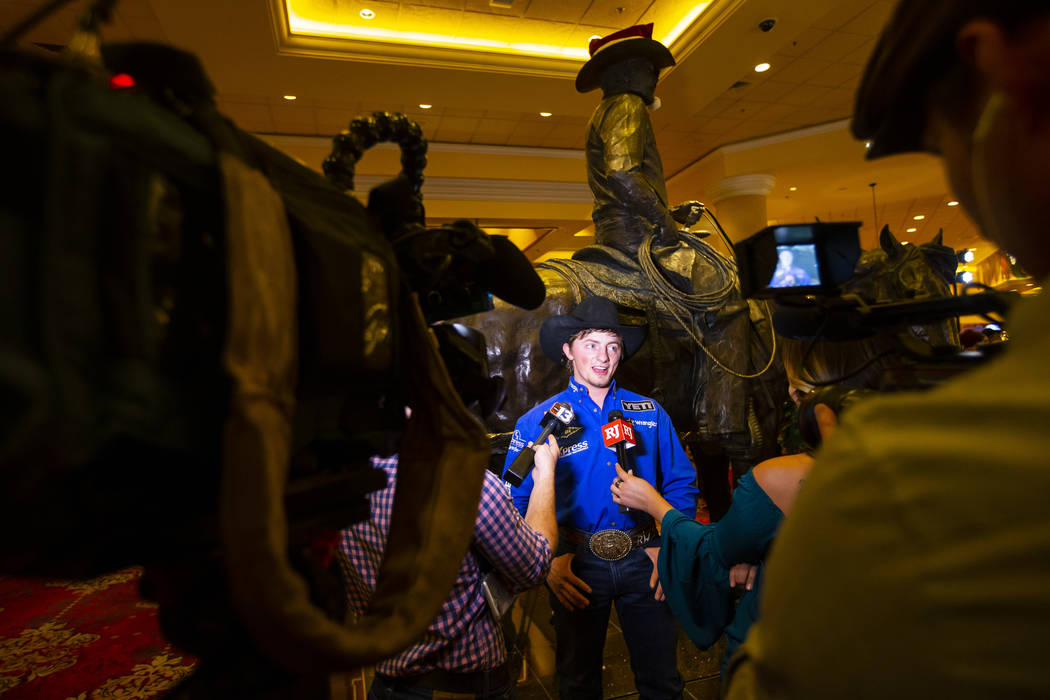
0, 1, 542, 696
735, 221, 1020, 446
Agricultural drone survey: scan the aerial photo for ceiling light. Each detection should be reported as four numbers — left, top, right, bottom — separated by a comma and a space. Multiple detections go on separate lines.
906, 227, 917, 233
539, 112, 552, 117
754, 62, 771, 72
418, 103, 432, 109
283, 95, 297, 100
947, 200, 959, 206
788, 186, 797, 191
865, 141, 872, 150
360, 8, 375, 19
958, 270, 974, 284
913, 214, 925, 220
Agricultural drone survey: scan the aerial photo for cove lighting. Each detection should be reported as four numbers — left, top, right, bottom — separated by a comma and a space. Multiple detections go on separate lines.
754, 62, 771, 72
285, 0, 711, 65
661, 4, 711, 47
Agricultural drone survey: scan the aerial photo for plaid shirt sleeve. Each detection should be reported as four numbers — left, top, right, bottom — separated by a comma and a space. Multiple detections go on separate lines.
473, 470, 552, 592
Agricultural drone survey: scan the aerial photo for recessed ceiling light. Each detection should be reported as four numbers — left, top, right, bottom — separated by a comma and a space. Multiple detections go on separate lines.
754, 62, 771, 72
418, 103, 432, 109
283, 95, 297, 100
906, 227, 917, 233
360, 8, 375, 19
913, 214, 925, 220
788, 186, 797, 191
947, 200, 959, 206
539, 112, 552, 117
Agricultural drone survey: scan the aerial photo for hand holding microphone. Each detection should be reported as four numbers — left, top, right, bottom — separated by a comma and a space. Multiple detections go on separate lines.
603, 410, 636, 513
503, 401, 574, 487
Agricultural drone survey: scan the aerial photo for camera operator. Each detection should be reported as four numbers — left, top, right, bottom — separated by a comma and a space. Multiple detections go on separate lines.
725, 3, 1050, 699
339, 324, 559, 699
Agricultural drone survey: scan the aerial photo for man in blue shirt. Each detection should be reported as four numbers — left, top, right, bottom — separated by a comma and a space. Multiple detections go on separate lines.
506, 296, 698, 700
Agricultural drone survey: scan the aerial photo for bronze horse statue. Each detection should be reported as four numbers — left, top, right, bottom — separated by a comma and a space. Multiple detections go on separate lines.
461, 221, 959, 518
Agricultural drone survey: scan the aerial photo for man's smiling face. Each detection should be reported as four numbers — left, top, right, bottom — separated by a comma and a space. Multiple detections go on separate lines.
563, 330, 623, 393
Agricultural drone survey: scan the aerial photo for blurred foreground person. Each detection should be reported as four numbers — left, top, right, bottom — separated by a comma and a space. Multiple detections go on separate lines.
725, 3, 1050, 699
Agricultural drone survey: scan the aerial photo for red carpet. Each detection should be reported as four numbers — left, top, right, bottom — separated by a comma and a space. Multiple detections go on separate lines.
0, 567, 197, 699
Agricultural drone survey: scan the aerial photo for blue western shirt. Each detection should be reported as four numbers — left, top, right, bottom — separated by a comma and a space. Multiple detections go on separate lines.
506, 377, 698, 533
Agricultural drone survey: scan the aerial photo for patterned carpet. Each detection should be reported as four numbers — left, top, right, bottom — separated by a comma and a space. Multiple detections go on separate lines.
0, 567, 197, 699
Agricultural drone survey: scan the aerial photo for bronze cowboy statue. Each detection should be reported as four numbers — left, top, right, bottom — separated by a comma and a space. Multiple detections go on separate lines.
462, 25, 787, 519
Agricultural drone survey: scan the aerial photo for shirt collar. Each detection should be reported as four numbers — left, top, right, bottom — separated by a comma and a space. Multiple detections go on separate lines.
567, 376, 618, 407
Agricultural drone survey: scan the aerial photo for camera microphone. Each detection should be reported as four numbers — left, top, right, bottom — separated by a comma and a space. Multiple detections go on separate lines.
503, 401, 574, 487
603, 410, 636, 513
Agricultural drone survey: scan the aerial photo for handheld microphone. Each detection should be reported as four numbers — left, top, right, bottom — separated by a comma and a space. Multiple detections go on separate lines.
503, 401, 574, 487
603, 410, 636, 513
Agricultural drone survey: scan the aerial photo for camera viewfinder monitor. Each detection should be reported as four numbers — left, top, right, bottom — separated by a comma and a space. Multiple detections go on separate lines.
735, 222, 862, 299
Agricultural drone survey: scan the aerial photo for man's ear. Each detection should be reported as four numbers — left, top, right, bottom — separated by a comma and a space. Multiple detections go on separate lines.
562, 342, 573, 362
959, 19, 1040, 97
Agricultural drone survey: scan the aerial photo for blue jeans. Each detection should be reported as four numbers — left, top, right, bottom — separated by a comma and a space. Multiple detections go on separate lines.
550, 546, 683, 700
367, 673, 514, 700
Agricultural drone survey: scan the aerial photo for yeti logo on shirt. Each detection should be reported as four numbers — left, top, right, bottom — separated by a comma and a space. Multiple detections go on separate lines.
621, 400, 655, 412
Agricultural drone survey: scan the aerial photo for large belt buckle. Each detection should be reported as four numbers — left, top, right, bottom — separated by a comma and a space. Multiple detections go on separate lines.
588, 529, 632, 561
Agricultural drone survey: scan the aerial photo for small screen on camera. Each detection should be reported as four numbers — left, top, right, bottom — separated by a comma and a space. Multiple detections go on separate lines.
735, 221, 861, 299
770, 243, 821, 289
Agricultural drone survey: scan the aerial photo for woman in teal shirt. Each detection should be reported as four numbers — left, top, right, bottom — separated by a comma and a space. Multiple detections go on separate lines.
610, 409, 830, 672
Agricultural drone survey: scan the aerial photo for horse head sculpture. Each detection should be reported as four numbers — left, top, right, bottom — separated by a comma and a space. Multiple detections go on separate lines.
849, 225, 961, 349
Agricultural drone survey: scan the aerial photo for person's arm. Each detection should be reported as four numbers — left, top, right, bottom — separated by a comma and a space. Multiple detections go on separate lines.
600, 98, 678, 243
473, 464, 553, 592
522, 434, 559, 551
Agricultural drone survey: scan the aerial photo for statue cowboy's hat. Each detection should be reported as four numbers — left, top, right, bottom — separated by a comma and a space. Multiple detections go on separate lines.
575, 23, 675, 93
539, 296, 647, 362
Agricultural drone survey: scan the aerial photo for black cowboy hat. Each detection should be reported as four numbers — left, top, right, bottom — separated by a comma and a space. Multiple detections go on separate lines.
539, 296, 647, 362
575, 23, 675, 93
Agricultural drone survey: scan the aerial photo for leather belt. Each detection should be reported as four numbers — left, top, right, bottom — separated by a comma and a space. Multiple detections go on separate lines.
560, 522, 656, 561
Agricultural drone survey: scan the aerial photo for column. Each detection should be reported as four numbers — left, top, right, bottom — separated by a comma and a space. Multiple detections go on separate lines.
706, 174, 776, 243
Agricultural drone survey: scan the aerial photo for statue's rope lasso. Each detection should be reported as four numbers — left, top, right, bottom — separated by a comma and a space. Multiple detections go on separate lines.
637, 233, 777, 379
